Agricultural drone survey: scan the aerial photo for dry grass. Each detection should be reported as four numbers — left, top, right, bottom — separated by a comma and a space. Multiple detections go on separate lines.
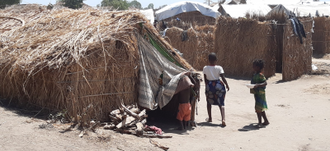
0, 4, 192, 125
282, 17, 313, 81
214, 17, 276, 78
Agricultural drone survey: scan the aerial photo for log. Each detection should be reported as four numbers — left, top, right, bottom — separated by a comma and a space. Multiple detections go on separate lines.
121, 103, 139, 119
124, 116, 136, 127
109, 115, 120, 123
110, 109, 121, 115
116, 115, 127, 129
145, 134, 172, 138
104, 124, 116, 130
135, 122, 144, 136
115, 114, 123, 121
130, 108, 140, 114
138, 109, 147, 118
141, 119, 147, 125
150, 139, 170, 150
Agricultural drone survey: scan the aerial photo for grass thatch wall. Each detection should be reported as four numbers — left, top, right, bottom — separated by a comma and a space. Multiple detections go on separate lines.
194, 25, 215, 70
313, 17, 330, 55
0, 5, 192, 124
165, 27, 198, 68
165, 25, 215, 70
282, 18, 313, 81
214, 17, 276, 78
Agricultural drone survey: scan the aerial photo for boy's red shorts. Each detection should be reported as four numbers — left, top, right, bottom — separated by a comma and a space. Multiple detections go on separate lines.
177, 103, 191, 121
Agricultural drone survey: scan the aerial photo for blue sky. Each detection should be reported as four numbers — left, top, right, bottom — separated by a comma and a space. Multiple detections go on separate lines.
21, 0, 330, 8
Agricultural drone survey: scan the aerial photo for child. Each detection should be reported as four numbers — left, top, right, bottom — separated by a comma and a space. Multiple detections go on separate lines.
176, 74, 194, 130
203, 53, 230, 126
251, 59, 270, 128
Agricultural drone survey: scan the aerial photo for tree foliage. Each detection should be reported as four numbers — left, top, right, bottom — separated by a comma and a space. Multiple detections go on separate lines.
59, 0, 84, 9
147, 3, 154, 9
129, 0, 141, 9
0, 0, 20, 9
101, 0, 129, 10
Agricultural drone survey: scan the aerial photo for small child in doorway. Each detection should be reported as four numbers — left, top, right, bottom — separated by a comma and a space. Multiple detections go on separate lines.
176, 75, 194, 130
251, 59, 270, 128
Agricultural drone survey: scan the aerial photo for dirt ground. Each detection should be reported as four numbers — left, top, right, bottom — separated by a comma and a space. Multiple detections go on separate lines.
1, 58, 330, 151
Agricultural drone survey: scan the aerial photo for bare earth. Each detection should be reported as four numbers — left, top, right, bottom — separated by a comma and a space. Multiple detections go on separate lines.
1, 59, 330, 151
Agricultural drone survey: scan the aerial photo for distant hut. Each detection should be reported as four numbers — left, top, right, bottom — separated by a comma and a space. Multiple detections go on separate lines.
266, 5, 314, 81
155, 1, 220, 29
216, 4, 271, 18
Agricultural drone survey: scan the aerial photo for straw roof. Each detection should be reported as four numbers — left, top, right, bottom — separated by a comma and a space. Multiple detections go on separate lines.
0, 6, 151, 74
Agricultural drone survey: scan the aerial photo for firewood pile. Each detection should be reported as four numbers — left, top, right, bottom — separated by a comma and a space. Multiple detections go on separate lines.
104, 101, 172, 138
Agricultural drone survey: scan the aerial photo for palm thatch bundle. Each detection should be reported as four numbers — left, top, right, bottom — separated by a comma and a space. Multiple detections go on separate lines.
282, 17, 313, 81
0, 5, 191, 124
214, 17, 276, 78
313, 17, 330, 55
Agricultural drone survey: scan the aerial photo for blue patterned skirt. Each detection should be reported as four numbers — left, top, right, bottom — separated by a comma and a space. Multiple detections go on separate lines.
206, 80, 226, 106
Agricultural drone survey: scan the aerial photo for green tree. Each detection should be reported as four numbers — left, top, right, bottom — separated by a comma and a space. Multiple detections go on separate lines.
59, 0, 84, 9
129, 0, 141, 9
101, 0, 129, 10
147, 3, 154, 9
0, 0, 20, 9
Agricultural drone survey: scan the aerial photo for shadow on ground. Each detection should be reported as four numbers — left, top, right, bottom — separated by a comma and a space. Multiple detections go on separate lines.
0, 98, 54, 120
146, 109, 196, 135
238, 123, 267, 132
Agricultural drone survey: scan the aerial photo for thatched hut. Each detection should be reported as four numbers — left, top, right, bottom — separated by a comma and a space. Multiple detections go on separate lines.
216, 4, 271, 18
0, 5, 193, 124
266, 5, 314, 81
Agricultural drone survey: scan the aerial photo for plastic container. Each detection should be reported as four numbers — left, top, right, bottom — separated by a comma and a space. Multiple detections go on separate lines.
246, 84, 256, 89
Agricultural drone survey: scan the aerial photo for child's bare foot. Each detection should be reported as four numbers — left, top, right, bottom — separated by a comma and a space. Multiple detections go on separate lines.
205, 118, 212, 122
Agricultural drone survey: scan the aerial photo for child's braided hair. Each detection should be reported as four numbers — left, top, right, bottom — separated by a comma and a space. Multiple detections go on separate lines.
253, 59, 264, 70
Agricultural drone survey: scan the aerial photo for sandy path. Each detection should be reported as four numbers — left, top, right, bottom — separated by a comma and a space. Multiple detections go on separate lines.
155, 74, 330, 151
1, 73, 330, 151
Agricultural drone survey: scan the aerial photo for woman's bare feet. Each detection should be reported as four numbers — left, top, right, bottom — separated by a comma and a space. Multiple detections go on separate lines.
221, 121, 226, 127
262, 122, 270, 126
